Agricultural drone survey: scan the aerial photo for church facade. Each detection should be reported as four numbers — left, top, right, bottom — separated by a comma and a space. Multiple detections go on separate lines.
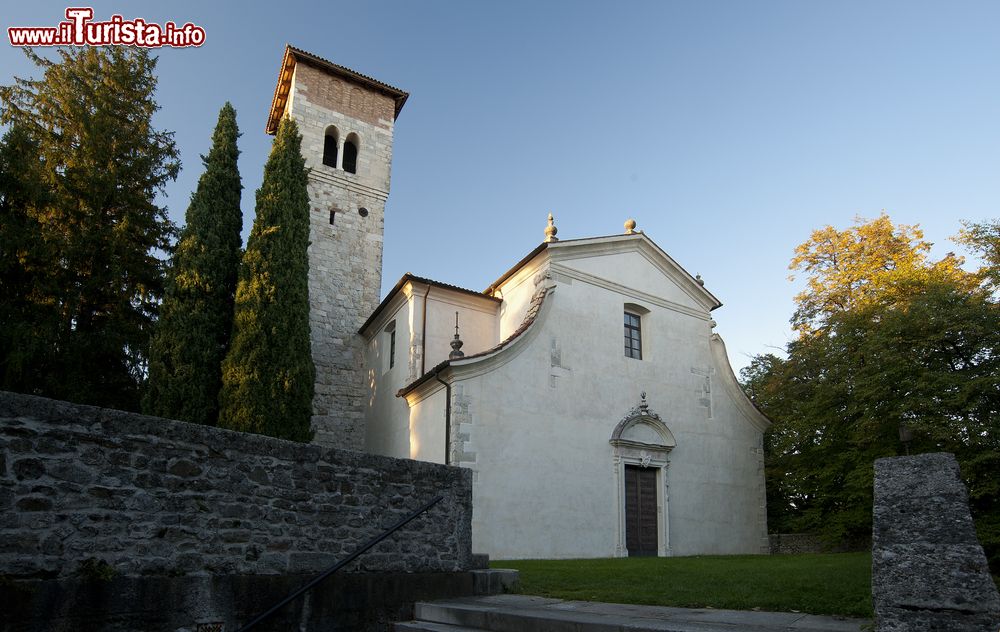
267, 46, 770, 559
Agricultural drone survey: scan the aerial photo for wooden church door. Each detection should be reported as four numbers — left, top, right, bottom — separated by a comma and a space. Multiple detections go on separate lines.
624, 465, 658, 556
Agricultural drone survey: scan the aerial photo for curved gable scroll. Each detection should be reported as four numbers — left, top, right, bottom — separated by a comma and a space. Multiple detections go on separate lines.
610, 392, 675, 451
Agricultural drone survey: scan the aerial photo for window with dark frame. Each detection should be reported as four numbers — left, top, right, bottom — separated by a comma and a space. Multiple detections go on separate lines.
389, 329, 396, 369
383, 321, 397, 374
624, 311, 642, 359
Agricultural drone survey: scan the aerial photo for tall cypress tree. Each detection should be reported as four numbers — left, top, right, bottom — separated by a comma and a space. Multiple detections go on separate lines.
144, 104, 243, 424
218, 117, 314, 441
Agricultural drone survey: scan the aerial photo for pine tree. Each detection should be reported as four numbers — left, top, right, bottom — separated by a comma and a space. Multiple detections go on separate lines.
144, 104, 243, 424
0, 48, 179, 410
218, 117, 314, 441
0, 123, 58, 391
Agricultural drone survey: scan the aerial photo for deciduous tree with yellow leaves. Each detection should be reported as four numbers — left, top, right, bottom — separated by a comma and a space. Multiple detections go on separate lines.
789, 213, 968, 332
743, 214, 1000, 572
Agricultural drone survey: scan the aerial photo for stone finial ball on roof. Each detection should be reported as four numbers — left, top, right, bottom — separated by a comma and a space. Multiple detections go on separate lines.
625, 218, 637, 234
544, 213, 559, 242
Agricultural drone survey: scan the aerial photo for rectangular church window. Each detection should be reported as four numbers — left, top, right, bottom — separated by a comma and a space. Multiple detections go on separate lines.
389, 329, 396, 369
625, 311, 642, 360
383, 321, 396, 374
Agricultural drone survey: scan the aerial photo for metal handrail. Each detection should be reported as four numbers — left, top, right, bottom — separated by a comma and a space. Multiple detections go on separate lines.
236, 494, 444, 631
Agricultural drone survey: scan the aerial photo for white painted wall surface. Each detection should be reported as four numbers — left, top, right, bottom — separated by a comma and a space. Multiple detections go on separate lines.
562, 250, 706, 313
408, 384, 447, 462
364, 281, 500, 460
363, 297, 411, 458
494, 252, 545, 340
422, 291, 498, 368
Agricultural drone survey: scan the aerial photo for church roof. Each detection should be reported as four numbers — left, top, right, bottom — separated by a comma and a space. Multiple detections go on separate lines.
392, 227, 722, 398
483, 241, 549, 295
266, 45, 409, 135
396, 283, 551, 398
485, 232, 723, 311
358, 273, 500, 336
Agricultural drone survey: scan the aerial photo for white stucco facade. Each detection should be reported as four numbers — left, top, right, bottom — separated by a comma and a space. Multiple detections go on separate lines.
360, 233, 771, 559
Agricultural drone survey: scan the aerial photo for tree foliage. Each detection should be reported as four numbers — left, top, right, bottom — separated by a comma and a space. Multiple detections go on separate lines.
0, 123, 57, 390
956, 218, 1000, 294
0, 47, 179, 410
218, 117, 314, 441
144, 103, 243, 424
789, 213, 966, 332
745, 215, 1000, 572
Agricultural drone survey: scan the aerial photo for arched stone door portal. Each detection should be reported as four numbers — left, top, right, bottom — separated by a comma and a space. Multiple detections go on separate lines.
611, 393, 676, 557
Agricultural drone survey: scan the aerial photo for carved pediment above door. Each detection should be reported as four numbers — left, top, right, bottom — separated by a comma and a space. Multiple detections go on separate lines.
610, 391, 676, 453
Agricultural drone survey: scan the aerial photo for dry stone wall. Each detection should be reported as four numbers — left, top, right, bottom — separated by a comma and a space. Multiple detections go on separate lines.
768, 533, 825, 555
872, 452, 1000, 631
0, 391, 473, 580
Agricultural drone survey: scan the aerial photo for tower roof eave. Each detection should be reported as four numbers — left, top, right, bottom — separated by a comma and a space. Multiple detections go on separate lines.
266, 45, 409, 135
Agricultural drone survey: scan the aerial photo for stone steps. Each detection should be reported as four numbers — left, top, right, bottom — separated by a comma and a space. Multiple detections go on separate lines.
394, 622, 486, 632
393, 595, 871, 632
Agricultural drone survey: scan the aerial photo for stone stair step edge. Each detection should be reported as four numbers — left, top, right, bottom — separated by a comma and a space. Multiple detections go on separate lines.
416, 601, 617, 631
394, 621, 488, 632
412, 601, 782, 632
412, 601, 850, 632
403, 617, 787, 632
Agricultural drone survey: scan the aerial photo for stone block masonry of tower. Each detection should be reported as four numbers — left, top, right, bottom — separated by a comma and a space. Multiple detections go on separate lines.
268, 47, 407, 449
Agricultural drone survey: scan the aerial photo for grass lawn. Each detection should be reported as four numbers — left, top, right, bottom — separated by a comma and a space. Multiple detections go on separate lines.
493, 552, 872, 618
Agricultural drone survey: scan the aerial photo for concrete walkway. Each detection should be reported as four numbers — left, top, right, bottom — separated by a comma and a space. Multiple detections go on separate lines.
397, 594, 872, 631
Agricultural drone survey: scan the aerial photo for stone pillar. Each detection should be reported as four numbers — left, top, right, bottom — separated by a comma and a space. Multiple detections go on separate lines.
872, 452, 1000, 631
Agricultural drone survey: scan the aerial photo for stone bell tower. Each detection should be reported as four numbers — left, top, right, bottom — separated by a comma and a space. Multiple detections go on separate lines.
266, 45, 408, 448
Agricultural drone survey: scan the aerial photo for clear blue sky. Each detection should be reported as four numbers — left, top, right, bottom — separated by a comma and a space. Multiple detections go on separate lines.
4, 1, 998, 372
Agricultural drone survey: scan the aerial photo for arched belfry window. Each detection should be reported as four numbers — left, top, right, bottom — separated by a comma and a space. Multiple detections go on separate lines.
343, 133, 359, 174
323, 126, 339, 168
